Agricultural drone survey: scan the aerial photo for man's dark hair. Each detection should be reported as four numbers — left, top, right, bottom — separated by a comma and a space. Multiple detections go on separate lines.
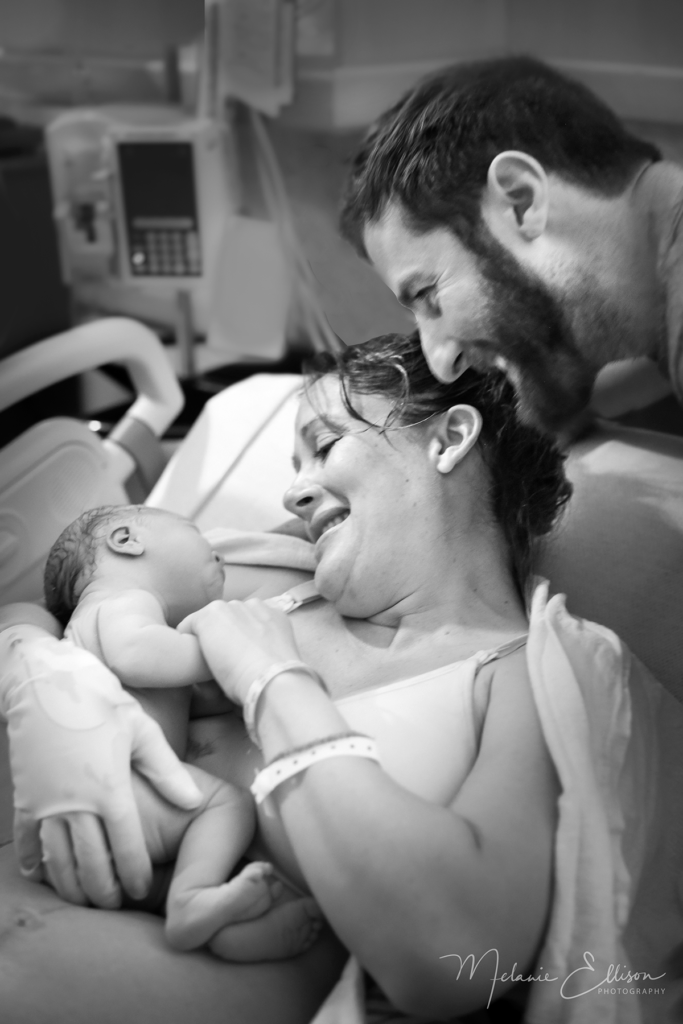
340, 56, 661, 255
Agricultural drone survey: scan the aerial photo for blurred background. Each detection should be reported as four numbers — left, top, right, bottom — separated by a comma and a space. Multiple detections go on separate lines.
0, 0, 682, 437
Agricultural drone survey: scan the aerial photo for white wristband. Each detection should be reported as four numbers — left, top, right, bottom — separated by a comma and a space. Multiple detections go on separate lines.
243, 660, 323, 747
250, 735, 380, 804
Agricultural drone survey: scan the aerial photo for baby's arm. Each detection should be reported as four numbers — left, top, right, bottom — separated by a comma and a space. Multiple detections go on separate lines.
157, 766, 322, 959
97, 591, 213, 688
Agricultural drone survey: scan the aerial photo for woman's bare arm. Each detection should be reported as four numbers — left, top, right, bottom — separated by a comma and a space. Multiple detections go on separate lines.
255, 648, 557, 1018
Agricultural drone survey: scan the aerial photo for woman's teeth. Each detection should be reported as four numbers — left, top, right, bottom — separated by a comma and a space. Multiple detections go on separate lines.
320, 512, 348, 536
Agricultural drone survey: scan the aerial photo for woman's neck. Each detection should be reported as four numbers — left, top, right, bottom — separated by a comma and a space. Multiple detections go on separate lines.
345, 529, 528, 653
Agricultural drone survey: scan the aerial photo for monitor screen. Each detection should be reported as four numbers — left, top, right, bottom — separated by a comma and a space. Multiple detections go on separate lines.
117, 142, 201, 277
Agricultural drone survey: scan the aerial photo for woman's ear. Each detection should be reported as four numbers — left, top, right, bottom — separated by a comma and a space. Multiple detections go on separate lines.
428, 405, 482, 474
482, 151, 549, 242
106, 525, 145, 557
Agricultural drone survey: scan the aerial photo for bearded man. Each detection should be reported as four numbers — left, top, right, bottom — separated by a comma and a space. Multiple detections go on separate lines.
340, 57, 682, 437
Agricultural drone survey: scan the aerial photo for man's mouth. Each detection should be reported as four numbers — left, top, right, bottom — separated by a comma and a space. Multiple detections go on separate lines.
311, 508, 350, 543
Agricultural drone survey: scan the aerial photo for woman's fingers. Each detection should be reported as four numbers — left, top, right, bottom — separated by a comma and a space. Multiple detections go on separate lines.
178, 599, 302, 705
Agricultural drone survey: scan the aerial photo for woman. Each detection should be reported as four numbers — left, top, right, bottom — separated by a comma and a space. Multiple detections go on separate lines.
0, 334, 667, 1022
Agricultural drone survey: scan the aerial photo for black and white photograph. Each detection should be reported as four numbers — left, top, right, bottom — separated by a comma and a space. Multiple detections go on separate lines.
0, 2, 682, 1022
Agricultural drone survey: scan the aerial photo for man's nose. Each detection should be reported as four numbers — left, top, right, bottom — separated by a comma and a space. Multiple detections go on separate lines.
418, 324, 469, 383
283, 475, 324, 519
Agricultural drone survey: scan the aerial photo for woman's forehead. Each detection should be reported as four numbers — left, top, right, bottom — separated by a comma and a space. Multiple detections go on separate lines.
296, 376, 392, 433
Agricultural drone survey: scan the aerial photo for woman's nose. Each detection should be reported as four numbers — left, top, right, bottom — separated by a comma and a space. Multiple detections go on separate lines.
283, 475, 323, 519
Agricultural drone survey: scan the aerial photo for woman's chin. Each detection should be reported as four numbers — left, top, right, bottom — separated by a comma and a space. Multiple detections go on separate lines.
314, 563, 379, 619
313, 561, 346, 606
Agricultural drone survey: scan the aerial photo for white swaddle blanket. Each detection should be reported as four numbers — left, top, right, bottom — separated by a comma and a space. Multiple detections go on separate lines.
209, 529, 682, 1024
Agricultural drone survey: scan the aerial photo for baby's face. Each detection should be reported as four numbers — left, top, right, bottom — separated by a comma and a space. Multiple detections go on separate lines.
146, 514, 225, 616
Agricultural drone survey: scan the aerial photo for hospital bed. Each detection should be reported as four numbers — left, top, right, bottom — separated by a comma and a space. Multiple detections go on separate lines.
2, 316, 683, 842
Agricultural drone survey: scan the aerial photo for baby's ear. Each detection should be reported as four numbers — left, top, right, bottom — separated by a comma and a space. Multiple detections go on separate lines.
106, 525, 145, 557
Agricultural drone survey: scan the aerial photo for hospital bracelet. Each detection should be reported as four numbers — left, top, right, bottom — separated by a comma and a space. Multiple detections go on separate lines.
243, 660, 323, 747
250, 734, 380, 804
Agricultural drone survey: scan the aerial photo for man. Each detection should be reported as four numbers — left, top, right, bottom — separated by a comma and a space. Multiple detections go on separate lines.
340, 57, 683, 437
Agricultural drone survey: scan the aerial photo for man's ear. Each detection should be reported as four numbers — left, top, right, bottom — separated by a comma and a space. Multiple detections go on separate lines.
427, 405, 482, 474
106, 525, 145, 557
482, 151, 549, 241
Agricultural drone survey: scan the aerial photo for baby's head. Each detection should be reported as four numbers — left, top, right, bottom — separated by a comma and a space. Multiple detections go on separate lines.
44, 505, 225, 626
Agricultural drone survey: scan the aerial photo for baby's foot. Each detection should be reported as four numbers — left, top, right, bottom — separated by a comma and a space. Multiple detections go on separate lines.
209, 896, 324, 962
165, 861, 280, 951
213, 860, 281, 923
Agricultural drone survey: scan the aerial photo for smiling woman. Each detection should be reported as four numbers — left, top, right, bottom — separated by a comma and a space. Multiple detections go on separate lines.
294, 333, 572, 603
0, 333, 677, 1024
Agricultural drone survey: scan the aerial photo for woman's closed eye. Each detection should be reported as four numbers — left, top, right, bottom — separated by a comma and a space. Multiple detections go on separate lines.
313, 437, 340, 461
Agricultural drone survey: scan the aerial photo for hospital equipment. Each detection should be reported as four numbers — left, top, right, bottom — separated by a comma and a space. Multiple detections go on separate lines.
46, 107, 236, 336
45, 103, 341, 366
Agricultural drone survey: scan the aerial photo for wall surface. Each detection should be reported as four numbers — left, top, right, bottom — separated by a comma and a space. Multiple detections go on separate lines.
334, 0, 506, 67
509, 0, 683, 67
0, 0, 203, 57
290, 0, 683, 127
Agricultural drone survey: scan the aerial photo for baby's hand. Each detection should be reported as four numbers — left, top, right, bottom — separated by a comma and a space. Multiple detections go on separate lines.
177, 599, 300, 706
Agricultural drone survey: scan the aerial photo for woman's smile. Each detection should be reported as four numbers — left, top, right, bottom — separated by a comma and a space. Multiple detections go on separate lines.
311, 507, 350, 544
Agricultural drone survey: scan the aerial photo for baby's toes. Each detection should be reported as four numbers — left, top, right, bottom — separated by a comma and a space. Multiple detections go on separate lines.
239, 861, 273, 886
278, 897, 324, 956
225, 862, 275, 920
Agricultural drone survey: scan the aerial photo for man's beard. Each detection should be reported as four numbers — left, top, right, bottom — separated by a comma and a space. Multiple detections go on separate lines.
466, 226, 599, 436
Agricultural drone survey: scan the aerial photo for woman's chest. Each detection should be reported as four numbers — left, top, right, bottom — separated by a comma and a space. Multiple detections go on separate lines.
187, 659, 483, 891
290, 602, 483, 700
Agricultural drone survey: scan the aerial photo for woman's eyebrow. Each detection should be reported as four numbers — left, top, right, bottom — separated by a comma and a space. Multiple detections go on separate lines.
292, 414, 345, 470
300, 414, 344, 442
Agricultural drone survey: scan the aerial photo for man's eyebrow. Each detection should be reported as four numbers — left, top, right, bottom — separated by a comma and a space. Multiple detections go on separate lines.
397, 273, 427, 306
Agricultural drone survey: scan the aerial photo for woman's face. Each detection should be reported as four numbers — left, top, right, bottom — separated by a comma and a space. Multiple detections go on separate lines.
284, 376, 454, 618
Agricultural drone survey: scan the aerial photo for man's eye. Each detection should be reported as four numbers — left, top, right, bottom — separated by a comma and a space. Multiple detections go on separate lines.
314, 438, 339, 461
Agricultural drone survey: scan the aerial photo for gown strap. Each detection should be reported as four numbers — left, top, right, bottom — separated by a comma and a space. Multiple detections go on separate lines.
264, 580, 322, 615
477, 633, 528, 667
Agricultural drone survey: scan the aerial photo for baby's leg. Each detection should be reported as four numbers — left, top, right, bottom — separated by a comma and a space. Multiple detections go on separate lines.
209, 889, 324, 962
160, 766, 280, 951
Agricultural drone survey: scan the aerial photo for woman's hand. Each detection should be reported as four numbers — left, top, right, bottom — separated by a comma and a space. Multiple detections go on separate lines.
0, 627, 202, 907
177, 599, 301, 706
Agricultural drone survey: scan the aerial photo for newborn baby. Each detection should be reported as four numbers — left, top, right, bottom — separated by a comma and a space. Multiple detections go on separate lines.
43, 504, 321, 960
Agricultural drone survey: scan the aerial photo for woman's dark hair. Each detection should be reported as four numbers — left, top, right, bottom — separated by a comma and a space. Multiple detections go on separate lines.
340, 56, 661, 256
305, 333, 572, 595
